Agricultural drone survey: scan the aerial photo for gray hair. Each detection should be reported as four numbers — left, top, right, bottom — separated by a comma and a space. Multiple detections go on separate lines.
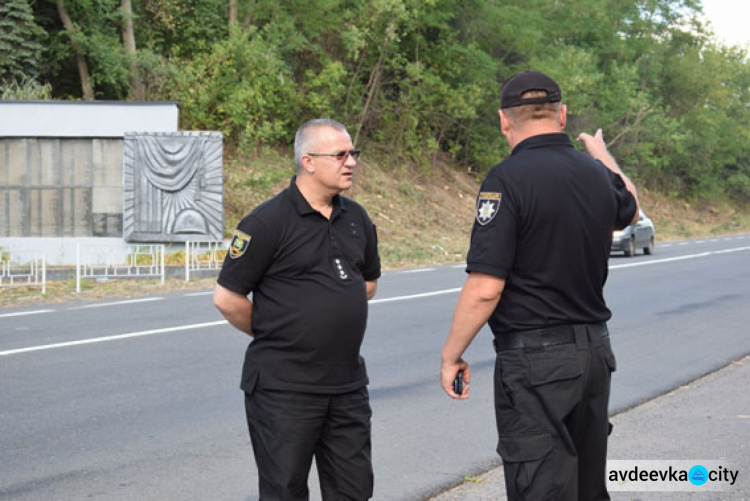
294, 119, 349, 171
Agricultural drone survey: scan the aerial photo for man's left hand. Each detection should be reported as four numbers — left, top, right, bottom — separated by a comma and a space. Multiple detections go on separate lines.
441, 359, 470, 399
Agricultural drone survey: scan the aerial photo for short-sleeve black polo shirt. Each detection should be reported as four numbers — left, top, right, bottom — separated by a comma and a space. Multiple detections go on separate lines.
217, 176, 381, 394
467, 133, 636, 334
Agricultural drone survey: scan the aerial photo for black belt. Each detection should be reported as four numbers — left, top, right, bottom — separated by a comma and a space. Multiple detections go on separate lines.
493, 323, 608, 352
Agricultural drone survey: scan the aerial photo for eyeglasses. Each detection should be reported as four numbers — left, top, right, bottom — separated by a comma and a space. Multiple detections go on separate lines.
307, 149, 361, 161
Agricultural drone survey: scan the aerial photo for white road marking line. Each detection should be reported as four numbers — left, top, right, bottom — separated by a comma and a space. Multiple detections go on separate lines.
185, 291, 214, 297
2, 290, 462, 357
610, 247, 750, 270
403, 268, 436, 273
0, 309, 55, 319
714, 247, 750, 254
0, 320, 229, 357
67, 297, 164, 310
370, 288, 462, 304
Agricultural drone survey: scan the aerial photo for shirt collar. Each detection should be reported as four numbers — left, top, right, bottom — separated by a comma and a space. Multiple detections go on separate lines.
511, 132, 572, 156
287, 176, 348, 216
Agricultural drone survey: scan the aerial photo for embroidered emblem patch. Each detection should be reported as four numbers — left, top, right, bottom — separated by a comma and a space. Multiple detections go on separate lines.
476, 192, 502, 225
229, 230, 251, 259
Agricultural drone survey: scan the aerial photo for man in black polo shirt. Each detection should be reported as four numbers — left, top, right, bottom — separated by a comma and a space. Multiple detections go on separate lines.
440, 71, 639, 500
214, 119, 380, 500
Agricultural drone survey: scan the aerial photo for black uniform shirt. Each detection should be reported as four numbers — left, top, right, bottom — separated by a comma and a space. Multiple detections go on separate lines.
467, 133, 636, 334
217, 177, 381, 394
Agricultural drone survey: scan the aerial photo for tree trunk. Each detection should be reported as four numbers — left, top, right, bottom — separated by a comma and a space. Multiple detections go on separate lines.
354, 19, 395, 146
241, 0, 256, 34
122, 0, 145, 100
229, 0, 238, 34
55, 0, 94, 100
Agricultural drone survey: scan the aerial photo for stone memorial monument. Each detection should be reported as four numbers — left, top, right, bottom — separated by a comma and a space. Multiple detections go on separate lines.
122, 132, 223, 242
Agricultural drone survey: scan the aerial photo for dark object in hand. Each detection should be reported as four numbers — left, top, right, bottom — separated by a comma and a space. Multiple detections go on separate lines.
453, 370, 464, 396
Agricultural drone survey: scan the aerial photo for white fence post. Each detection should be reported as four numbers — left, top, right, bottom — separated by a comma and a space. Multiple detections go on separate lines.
76, 243, 81, 293
185, 242, 191, 282
160, 245, 165, 285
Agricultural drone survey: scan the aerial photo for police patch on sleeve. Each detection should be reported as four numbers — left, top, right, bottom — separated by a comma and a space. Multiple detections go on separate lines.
229, 230, 251, 259
476, 192, 502, 225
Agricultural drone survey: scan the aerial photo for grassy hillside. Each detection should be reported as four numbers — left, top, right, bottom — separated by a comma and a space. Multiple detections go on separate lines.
223, 148, 478, 270
225, 149, 750, 270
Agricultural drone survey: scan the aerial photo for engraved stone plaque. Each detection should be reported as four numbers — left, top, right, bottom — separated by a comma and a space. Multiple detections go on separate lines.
123, 132, 223, 242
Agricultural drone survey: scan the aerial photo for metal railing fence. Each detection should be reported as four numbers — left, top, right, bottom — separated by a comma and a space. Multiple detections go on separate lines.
185, 240, 228, 281
76, 244, 165, 293
0, 252, 46, 294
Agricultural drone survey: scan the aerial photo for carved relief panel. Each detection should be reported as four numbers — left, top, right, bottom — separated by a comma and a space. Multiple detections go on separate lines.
123, 132, 223, 242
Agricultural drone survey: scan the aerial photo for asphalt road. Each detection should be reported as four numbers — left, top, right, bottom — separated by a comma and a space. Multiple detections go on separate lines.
2, 234, 749, 500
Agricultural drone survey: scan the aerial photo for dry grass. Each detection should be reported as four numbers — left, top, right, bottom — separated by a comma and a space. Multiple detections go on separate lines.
639, 188, 750, 241
347, 157, 477, 269
0, 276, 218, 308
2, 150, 748, 309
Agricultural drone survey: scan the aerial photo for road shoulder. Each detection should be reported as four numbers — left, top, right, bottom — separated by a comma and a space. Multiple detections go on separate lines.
429, 356, 750, 500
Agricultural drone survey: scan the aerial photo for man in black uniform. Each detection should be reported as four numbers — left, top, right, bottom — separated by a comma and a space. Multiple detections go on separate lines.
440, 71, 639, 500
214, 118, 380, 500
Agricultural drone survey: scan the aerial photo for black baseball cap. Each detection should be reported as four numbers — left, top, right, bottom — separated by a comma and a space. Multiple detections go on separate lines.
500, 70, 562, 109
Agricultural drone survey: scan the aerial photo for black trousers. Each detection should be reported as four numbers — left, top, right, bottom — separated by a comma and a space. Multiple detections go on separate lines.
493, 324, 616, 501
244, 386, 373, 501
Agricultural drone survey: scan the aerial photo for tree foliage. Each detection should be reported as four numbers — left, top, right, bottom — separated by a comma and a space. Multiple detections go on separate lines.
0, 0, 45, 86
11, 0, 750, 202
